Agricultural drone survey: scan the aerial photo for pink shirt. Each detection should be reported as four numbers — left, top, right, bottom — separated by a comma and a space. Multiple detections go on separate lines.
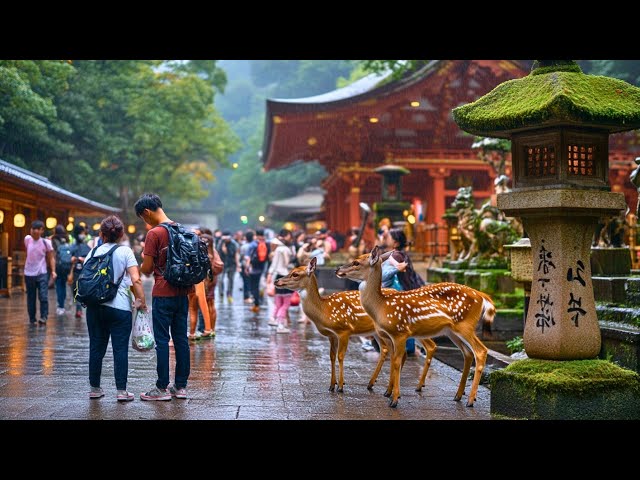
24, 235, 53, 276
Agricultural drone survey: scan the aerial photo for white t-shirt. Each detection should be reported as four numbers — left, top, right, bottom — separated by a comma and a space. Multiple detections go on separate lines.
83, 242, 138, 312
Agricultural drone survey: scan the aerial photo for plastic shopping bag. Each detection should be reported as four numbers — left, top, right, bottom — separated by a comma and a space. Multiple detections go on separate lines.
131, 308, 155, 352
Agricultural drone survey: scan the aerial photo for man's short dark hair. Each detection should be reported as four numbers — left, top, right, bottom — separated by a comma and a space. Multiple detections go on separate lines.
245, 231, 255, 243
279, 228, 292, 238
31, 220, 44, 229
255, 228, 265, 237
134, 193, 163, 217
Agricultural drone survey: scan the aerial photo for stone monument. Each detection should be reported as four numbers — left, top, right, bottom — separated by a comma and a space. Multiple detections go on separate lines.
453, 60, 640, 360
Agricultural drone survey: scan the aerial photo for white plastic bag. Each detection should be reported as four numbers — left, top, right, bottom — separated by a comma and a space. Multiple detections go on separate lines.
131, 308, 155, 352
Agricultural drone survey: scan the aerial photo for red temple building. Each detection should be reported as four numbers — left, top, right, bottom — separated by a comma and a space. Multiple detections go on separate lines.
262, 60, 640, 253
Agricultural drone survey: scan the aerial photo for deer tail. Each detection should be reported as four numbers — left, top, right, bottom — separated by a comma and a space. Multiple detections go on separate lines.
479, 293, 496, 335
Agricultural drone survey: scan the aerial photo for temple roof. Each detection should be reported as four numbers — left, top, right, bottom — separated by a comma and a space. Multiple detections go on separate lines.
267, 187, 325, 217
262, 60, 530, 171
453, 60, 640, 138
0, 159, 120, 215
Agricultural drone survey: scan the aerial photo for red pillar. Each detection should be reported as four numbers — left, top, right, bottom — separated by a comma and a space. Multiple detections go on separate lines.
349, 186, 361, 233
428, 169, 449, 224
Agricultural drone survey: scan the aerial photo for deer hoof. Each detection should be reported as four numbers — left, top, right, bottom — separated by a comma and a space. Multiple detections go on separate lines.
337, 387, 344, 393
453, 395, 462, 402
466, 401, 475, 408
389, 399, 398, 408
329, 385, 335, 392
383, 390, 392, 398
367, 384, 374, 391
415, 385, 423, 392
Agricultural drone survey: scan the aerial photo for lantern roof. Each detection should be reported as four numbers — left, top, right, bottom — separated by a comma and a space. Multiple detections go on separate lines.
453, 60, 640, 139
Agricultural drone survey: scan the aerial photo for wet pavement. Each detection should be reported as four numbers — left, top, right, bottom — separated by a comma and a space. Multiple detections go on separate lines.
0, 277, 490, 420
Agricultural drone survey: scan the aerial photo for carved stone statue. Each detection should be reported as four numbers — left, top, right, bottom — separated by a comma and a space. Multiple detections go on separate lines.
449, 185, 520, 262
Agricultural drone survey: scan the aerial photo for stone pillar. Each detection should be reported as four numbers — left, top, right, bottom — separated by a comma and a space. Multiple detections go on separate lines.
499, 189, 626, 360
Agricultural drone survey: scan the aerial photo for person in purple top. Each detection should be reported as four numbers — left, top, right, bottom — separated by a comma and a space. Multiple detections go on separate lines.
23, 220, 56, 325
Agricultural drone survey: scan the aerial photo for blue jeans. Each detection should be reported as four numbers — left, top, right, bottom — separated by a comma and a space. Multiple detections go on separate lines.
55, 269, 69, 309
25, 274, 49, 323
86, 304, 133, 390
152, 296, 190, 390
240, 269, 251, 299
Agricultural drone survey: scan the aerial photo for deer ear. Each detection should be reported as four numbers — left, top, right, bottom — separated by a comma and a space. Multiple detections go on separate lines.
369, 246, 379, 266
307, 256, 317, 276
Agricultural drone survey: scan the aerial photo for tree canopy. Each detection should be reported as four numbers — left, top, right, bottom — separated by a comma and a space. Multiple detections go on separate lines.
0, 60, 239, 221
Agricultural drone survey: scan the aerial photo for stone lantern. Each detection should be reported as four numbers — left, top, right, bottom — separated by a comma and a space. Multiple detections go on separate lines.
453, 60, 640, 360
373, 164, 411, 227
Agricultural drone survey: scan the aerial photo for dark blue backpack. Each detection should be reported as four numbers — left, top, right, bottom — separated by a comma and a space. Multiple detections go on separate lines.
74, 245, 124, 306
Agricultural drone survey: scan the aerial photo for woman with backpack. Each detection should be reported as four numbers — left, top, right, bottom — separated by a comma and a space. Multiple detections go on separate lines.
81, 216, 147, 402
52, 224, 72, 316
67, 225, 92, 319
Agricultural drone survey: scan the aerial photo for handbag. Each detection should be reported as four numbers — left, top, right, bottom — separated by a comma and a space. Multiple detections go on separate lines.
290, 290, 300, 306
266, 282, 275, 297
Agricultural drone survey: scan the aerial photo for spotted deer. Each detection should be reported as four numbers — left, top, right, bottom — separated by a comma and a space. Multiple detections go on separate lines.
336, 246, 495, 408
274, 257, 436, 393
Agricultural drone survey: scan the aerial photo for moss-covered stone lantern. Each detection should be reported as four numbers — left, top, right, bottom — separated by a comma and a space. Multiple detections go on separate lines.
453, 60, 640, 360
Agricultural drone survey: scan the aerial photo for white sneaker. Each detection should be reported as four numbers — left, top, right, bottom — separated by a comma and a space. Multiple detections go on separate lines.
276, 325, 290, 334
56, 307, 66, 316
268, 318, 278, 326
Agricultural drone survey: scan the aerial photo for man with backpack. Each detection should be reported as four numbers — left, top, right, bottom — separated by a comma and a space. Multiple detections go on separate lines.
52, 225, 73, 316
245, 228, 269, 314
136, 193, 192, 401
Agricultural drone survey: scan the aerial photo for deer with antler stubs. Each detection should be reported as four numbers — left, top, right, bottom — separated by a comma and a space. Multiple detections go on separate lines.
275, 256, 436, 393
336, 246, 495, 408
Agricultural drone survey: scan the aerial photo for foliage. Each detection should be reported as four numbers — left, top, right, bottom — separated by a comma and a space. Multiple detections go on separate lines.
491, 359, 640, 395
249, 60, 357, 98
4, 60, 239, 220
359, 60, 429, 80
227, 126, 326, 227
505, 336, 524, 354
0, 60, 75, 167
336, 63, 370, 88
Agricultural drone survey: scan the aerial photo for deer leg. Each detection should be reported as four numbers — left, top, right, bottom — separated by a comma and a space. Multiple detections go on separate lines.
381, 333, 396, 397
389, 337, 407, 408
447, 334, 474, 401
367, 334, 389, 390
415, 338, 437, 392
337, 335, 349, 393
464, 334, 488, 407
328, 335, 337, 392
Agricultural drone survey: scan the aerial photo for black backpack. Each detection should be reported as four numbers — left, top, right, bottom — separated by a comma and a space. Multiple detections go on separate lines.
160, 223, 211, 288
74, 245, 124, 307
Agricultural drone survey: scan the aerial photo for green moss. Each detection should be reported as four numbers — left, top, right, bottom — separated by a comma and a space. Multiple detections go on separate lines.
453, 66, 640, 137
531, 60, 582, 75
491, 359, 640, 396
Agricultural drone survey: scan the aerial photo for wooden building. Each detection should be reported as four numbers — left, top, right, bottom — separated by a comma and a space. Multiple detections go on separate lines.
262, 60, 640, 252
0, 159, 120, 294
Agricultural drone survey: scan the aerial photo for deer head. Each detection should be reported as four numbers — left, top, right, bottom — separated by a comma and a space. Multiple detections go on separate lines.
274, 256, 317, 291
335, 246, 393, 282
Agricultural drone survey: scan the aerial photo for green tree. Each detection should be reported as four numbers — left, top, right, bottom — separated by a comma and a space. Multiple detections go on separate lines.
0, 60, 75, 168
55, 60, 239, 219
